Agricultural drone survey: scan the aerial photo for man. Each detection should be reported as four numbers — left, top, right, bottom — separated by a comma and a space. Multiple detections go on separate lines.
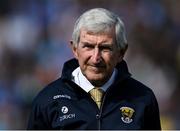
27, 8, 161, 130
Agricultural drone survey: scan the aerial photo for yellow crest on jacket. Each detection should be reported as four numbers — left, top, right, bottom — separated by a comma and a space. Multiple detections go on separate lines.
120, 107, 135, 123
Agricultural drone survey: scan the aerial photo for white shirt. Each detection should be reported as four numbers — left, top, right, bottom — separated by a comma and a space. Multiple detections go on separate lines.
72, 67, 117, 93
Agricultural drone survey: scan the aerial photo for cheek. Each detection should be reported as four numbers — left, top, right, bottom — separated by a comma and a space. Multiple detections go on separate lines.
78, 52, 89, 61
77, 51, 90, 66
105, 53, 119, 67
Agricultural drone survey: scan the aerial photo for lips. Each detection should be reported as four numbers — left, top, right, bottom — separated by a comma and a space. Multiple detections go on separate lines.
88, 64, 105, 72
89, 62, 105, 67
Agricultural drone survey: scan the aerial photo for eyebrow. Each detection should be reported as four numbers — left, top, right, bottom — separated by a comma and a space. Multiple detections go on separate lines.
81, 42, 114, 50
81, 41, 113, 46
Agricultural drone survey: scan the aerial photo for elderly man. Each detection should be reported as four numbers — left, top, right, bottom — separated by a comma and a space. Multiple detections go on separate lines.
27, 8, 161, 130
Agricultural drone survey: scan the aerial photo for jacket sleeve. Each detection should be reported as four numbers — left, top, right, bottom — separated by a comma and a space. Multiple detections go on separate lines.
27, 100, 50, 129
144, 91, 161, 130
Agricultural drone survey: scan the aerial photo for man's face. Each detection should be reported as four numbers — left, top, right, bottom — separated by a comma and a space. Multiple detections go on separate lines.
72, 29, 123, 86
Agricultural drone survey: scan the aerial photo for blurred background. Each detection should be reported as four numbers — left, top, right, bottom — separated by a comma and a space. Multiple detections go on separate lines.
0, 0, 179, 129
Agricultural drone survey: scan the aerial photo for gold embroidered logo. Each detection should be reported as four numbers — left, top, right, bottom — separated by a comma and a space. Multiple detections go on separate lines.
120, 107, 135, 123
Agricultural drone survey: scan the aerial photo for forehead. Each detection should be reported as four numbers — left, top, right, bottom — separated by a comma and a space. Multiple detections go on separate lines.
79, 28, 115, 42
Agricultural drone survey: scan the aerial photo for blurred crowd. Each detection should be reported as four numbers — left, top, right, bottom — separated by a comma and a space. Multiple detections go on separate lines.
0, 0, 179, 129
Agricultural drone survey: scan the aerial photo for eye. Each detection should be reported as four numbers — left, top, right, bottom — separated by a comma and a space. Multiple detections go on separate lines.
85, 45, 94, 49
82, 43, 94, 50
100, 45, 113, 52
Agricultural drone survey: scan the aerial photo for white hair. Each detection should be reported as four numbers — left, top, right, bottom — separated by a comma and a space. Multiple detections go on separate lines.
72, 8, 127, 50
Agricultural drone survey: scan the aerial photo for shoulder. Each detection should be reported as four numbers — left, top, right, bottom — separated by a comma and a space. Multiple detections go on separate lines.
127, 77, 151, 91
32, 78, 65, 108
123, 77, 157, 102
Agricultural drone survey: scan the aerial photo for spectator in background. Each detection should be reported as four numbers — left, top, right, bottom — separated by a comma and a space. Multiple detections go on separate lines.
27, 8, 161, 130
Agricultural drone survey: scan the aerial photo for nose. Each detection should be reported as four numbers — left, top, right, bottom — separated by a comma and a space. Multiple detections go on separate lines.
92, 47, 101, 63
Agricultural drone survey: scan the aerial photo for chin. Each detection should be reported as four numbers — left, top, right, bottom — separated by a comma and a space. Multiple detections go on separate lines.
90, 79, 106, 87
88, 77, 103, 82
87, 73, 104, 80
87, 75, 107, 86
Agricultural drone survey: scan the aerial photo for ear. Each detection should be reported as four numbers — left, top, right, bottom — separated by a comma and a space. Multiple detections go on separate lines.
117, 44, 128, 63
70, 40, 78, 59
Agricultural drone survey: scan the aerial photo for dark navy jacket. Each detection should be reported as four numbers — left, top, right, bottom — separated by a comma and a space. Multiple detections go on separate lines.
27, 59, 161, 130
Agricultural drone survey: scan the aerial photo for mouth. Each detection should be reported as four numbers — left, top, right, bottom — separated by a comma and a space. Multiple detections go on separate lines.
88, 64, 105, 72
